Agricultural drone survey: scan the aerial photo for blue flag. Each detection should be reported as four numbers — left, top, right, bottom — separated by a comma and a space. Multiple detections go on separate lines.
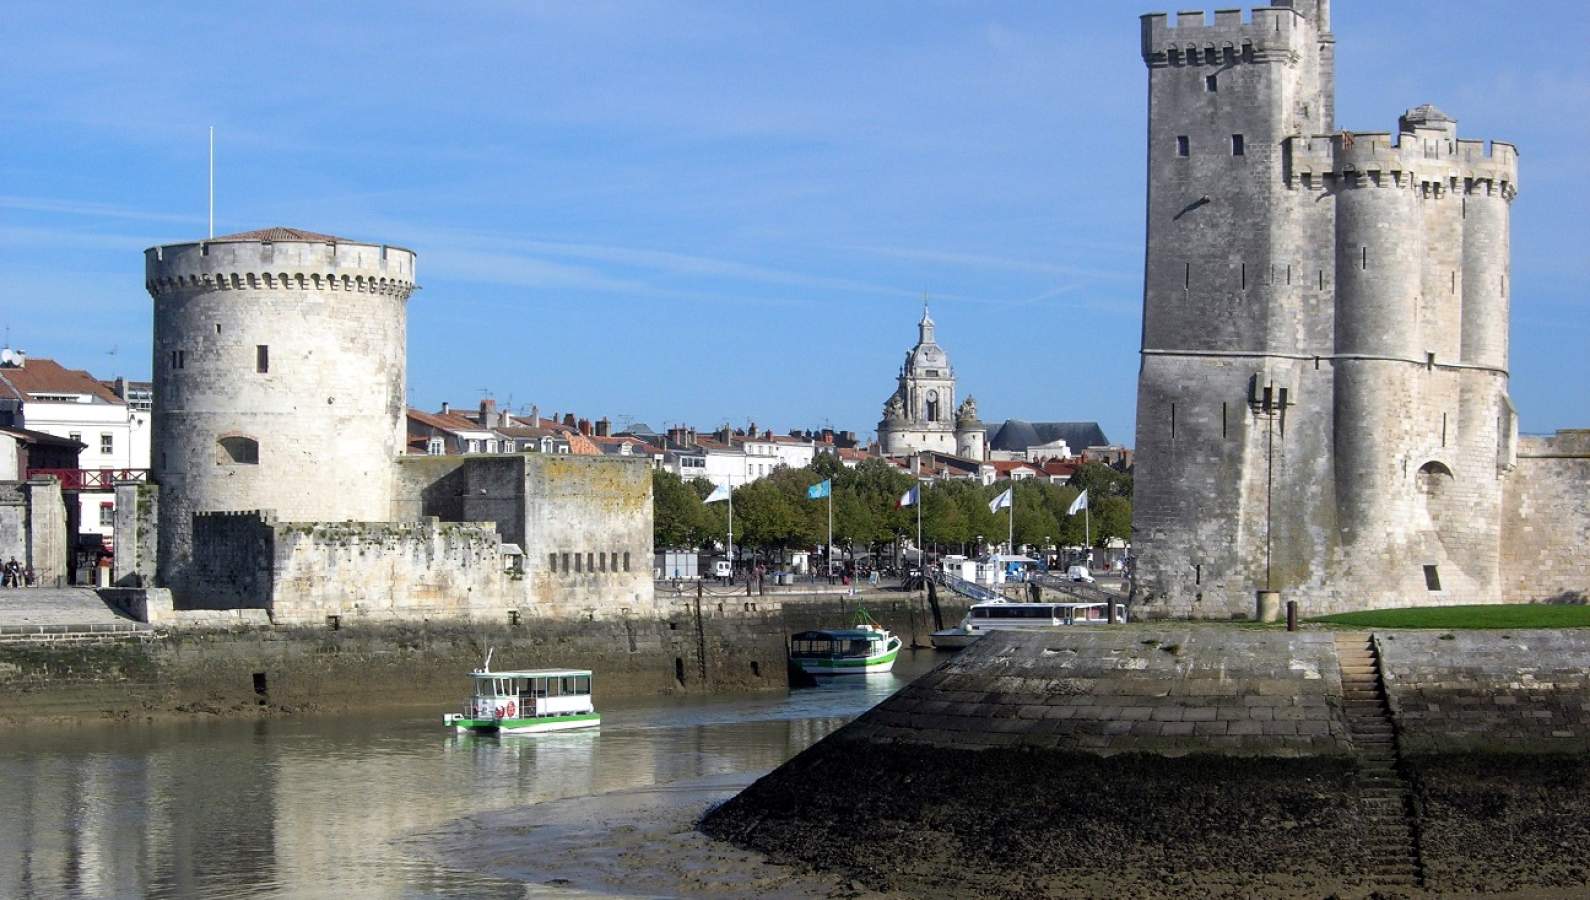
806, 479, 832, 500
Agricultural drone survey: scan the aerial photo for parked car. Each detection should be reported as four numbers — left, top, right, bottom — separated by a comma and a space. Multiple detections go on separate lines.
1066, 565, 1095, 584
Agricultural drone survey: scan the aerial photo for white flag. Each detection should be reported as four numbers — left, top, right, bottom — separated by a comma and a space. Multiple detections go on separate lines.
704, 483, 731, 504
1067, 489, 1089, 516
988, 488, 1012, 513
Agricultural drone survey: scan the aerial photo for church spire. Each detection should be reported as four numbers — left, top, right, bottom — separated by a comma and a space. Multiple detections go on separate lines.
918, 299, 935, 345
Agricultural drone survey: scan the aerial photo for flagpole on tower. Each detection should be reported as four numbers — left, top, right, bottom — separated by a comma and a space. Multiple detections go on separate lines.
208, 125, 215, 239
916, 484, 923, 595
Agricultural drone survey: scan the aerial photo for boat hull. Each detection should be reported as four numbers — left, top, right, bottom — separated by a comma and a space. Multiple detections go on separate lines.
930, 629, 981, 650
444, 713, 601, 734
793, 642, 900, 676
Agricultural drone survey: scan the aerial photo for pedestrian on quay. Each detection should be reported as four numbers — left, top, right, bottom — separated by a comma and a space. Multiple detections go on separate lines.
2, 557, 19, 588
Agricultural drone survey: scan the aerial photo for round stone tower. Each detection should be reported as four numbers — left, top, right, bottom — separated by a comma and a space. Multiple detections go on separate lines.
954, 396, 985, 461
144, 227, 416, 591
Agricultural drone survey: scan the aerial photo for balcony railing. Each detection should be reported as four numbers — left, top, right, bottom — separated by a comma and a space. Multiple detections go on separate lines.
26, 468, 150, 490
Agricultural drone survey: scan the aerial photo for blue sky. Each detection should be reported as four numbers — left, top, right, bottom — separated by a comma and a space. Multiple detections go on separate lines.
3, 1, 1586, 443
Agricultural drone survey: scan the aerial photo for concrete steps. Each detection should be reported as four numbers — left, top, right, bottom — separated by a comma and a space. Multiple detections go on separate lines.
1334, 632, 1426, 890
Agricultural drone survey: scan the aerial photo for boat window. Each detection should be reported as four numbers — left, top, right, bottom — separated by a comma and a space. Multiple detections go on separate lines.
547, 678, 561, 697
562, 676, 577, 694
973, 608, 989, 619
575, 675, 590, 695
531, 677, 546, 697
848, 639, 871, 656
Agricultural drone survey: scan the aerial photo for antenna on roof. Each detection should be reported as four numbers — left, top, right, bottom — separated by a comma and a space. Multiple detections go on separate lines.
208, 125, 215, 239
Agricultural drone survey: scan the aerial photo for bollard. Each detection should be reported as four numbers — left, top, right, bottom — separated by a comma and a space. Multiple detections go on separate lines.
1108, 601, 1119, 625
1286, 600, 1298, 632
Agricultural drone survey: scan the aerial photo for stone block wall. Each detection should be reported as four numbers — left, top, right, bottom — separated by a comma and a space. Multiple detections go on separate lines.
112, 482, 158, 587
1500, 430, 1590, 604
1379, 629, 1590, 753
190, 510, 276, 609
847, 628, 1351, 756
0, 479, 67, 587
268, 517, 511, 625
522, 454, 654, 618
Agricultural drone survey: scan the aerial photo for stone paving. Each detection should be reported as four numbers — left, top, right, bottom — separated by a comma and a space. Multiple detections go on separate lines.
0, 587, 143, 629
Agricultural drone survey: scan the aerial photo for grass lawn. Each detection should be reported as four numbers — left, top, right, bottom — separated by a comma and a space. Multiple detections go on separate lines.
1311, 604, 1590, 629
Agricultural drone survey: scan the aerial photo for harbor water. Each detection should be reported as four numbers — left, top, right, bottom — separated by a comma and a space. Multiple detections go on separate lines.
0, 650, 942, 899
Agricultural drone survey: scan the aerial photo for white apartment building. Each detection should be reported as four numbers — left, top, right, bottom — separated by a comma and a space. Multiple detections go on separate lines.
0, 353, 150, 545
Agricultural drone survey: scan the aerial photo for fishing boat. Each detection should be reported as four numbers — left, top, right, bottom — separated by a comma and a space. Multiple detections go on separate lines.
443, 652, 600, 734
789, 609, 902, 676
930, 599, 1129, 650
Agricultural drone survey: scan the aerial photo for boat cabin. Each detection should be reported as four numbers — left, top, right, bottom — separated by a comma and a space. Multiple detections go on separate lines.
968, 601, 1127, 626
465, 668, 594, 720
790, 629, 889, 661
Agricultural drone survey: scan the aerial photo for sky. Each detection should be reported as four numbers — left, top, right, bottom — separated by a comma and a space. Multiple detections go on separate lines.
3, 1, 1586, 444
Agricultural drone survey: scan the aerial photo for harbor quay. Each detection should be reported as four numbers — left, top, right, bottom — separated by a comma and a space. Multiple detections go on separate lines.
705, 626, 1590, 897
0, 585, 975, 727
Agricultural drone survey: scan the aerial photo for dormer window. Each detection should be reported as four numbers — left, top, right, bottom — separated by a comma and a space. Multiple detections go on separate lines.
427, 438, 444, 456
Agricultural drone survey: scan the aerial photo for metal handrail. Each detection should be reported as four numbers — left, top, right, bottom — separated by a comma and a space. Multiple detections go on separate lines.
1031, 573, 1127, 605
933, 571, 1002, 603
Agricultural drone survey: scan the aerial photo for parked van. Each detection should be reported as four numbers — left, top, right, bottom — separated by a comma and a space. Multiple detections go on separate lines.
1066, 565, 1095, 583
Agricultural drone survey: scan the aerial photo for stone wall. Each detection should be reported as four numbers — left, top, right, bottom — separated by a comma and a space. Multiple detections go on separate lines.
0, 606, 787, 726
270, 517, 510, 624
189, 510, 276, 609
0, 479, 67, 587
843, 628, 1350, 755
520, 454, 654, 618
112, 482, 158, 587
1500, 430, 1590, 604
1379, 629, 1590, 753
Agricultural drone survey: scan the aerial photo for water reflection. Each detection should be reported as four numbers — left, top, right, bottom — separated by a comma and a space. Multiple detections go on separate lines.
0, 650, 941, 898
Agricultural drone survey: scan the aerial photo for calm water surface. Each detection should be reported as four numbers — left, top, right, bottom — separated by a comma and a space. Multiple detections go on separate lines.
0, 650, 941, 899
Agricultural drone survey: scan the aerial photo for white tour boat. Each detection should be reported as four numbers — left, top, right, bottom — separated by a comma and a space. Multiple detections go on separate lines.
930, 599, 1129, 650
789, 609, 903, 676
443, 653, 600, 734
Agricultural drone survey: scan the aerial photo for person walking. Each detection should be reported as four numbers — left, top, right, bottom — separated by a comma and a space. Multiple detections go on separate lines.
2, 557, 19, 588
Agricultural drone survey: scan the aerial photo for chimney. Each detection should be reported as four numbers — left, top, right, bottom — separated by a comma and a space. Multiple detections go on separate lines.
578, 418, 592, 436
749, 420, 757, 437
530, 404, 539, 425
595, 417, 610, 437
563, 413, 576, 428
479, 398, 498, 428
717, 426, 732, 443
113, 377, 128, 399
822, 428, 834, 444
911, 453, 922, 475
441, 401, 451, 415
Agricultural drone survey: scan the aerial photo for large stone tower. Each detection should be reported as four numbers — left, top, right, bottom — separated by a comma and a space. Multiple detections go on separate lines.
878, 306, 959, 455
1131, 3, 1519, 617
144, 227, 416, 592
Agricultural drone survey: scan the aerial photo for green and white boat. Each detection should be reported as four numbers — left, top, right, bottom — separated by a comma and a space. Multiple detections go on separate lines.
789, 609, 902, 676
443, 655, 600, 735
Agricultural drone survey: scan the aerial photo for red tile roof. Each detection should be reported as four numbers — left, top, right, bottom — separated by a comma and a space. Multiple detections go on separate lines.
0, 358, 123, 404
208, 227, 349, 243
407, 407, 491, 434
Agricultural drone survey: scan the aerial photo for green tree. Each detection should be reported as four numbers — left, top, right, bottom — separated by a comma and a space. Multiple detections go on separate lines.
652, 470, 709, 549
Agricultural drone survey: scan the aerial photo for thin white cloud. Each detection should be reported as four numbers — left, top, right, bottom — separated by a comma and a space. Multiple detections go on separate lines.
0, 195, 203, 226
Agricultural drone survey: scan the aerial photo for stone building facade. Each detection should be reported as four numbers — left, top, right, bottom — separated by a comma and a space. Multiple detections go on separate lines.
878, 307, 985, 459
1131, 2, 1585, 616
141, 227, 654, 623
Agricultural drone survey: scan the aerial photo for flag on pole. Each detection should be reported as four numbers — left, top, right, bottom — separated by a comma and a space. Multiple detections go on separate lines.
988, 487, 1013, 513
704, 483, 731, 504
806, 479, 832, 500
1067, 489, 1089, 516
896, 485, 919, 508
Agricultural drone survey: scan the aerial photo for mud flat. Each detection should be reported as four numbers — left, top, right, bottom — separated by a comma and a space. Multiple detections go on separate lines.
702, 627, 1590, 898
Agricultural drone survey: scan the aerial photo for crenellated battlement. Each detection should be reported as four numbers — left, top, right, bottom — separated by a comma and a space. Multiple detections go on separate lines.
1141, 7, 1316, 66
145, 233, 418, 299
1283, 128, 1518, 197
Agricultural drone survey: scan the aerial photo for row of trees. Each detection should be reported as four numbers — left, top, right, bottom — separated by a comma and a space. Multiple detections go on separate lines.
653, 454, 1131, 562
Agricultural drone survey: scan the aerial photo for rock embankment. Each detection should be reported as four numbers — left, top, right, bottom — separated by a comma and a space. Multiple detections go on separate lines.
703, 627, 1590, 897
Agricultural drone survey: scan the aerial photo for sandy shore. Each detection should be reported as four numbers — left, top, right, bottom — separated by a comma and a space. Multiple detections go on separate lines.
405, 772, 897, 899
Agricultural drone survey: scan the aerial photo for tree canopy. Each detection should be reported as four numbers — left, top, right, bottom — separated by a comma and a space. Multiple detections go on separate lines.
651, 454, 1133, 558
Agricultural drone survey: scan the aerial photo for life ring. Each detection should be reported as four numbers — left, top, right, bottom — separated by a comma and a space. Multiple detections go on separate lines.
494, 706, 504, 719
505, 701, 516, 718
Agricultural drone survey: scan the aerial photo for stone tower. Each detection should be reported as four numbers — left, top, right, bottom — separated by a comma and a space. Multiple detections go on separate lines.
1131, 4, 1519, 617
144, 227, 416, 592
878, 306, 959, 456
955, 396, 986, 461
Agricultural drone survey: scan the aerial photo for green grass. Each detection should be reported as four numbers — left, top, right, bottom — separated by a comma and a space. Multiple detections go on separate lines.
1310, 604, 1590, 630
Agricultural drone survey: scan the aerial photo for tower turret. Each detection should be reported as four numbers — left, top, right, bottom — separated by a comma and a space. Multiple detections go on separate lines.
145, 227, 416, 592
